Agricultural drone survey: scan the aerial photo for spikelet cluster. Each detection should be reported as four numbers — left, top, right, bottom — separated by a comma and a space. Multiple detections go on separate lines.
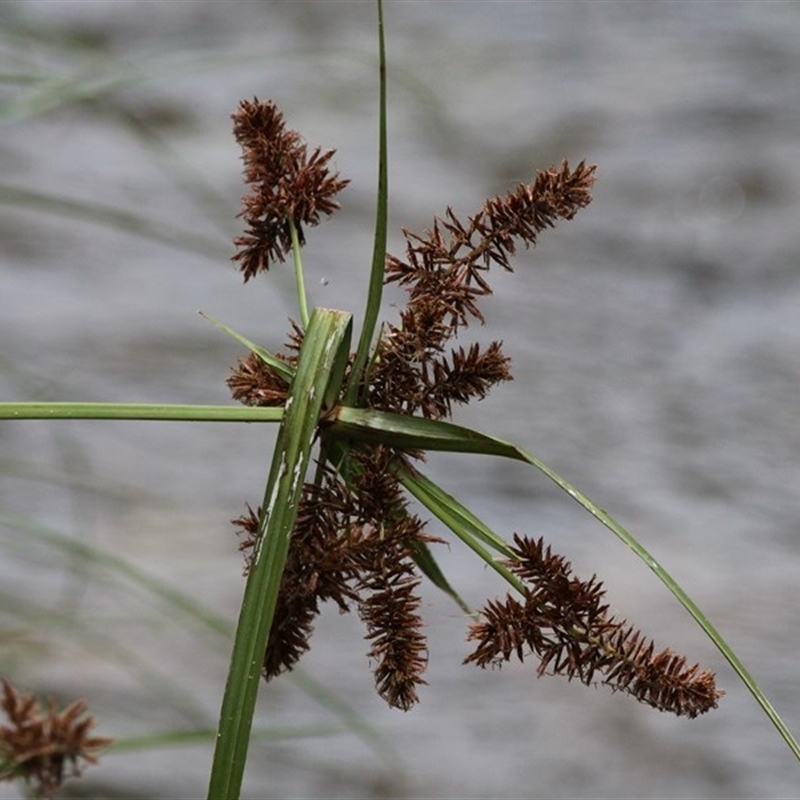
227, 98, 721, 717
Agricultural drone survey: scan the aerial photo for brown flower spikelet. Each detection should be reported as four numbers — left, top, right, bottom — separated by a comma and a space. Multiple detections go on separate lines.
369, 161, 595, 418
226, 320, 304, 407
464, 535, 723, 718
231, 98, 349, 281
234, 452, 434, 710
227, 351, 290, 407
0, 679, 112, 799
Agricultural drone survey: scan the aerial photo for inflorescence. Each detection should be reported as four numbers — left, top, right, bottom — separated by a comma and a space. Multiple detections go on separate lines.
0, 679, 112, 799
227, 98, 722, 717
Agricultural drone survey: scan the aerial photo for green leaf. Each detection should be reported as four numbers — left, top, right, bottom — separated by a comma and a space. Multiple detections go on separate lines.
208, 307, 352, 800
199, 311, 296, 384
394, 464, 524, 595
410, 538, 473, 615
394, 464, 514, 560
0, 402, 283, 422
345, 0, 388, 406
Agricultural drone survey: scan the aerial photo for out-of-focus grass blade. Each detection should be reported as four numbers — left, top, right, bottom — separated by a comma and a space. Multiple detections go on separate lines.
208, 307, 352, 800
0, 511, 390, 758
0, 48, 262, 126
0, 184, 227, 258
287, 669, 398, 763
330, 405, 800, 762
0, 511, 230, 639
113, 723, 345, 753
199, 312, 296, 384
0, 584, 211, 728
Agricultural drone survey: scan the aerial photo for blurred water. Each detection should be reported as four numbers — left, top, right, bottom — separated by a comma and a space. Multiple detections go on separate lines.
1, 1, 800, 798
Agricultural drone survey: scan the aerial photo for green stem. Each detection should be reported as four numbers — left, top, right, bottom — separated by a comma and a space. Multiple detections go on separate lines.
289, 217, 310, 328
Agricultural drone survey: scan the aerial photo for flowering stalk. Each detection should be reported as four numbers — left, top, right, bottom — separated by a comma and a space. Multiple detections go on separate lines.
288, 217, 309, 327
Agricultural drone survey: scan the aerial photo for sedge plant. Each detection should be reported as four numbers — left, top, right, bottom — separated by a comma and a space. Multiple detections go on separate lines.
1, 2, 799, 798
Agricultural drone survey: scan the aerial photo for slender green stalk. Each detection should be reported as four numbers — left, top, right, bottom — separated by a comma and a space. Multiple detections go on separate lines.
207, 308, 352, 800
289, 217, 310, 328
345, 0, 388, 406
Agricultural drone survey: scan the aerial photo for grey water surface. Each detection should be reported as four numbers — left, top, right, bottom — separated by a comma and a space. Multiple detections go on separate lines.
1, 2, 799, 798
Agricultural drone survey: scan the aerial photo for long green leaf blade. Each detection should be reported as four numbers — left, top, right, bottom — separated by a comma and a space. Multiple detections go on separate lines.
199, 311, 296, 384
410, 538, 473, 615
394, 464, 524, 595
396, 466, 515, 559
0, 402, 283, 422
346, 0, 388, 406
208, 308, 352, 800
331, 406, 510, 455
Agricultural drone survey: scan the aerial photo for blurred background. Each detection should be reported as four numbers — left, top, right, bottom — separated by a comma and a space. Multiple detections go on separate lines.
1, 1, 799, 797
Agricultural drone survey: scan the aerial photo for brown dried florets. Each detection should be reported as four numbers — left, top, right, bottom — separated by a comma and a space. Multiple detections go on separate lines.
225, 99, 720, 722
0, 679, 112, 799
369, 161, 596, 418
464, 535, 723, 718
230, 451, 435, 710
231, 98, 349, 281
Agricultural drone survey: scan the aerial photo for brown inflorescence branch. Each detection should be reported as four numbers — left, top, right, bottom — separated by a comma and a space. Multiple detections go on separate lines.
227, 98, 721, 719
231, 98, 349, 281
233, 448, 437, 710
367, 160, 595, 419
0, 678, 112, 799
464, 535, 723, 717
